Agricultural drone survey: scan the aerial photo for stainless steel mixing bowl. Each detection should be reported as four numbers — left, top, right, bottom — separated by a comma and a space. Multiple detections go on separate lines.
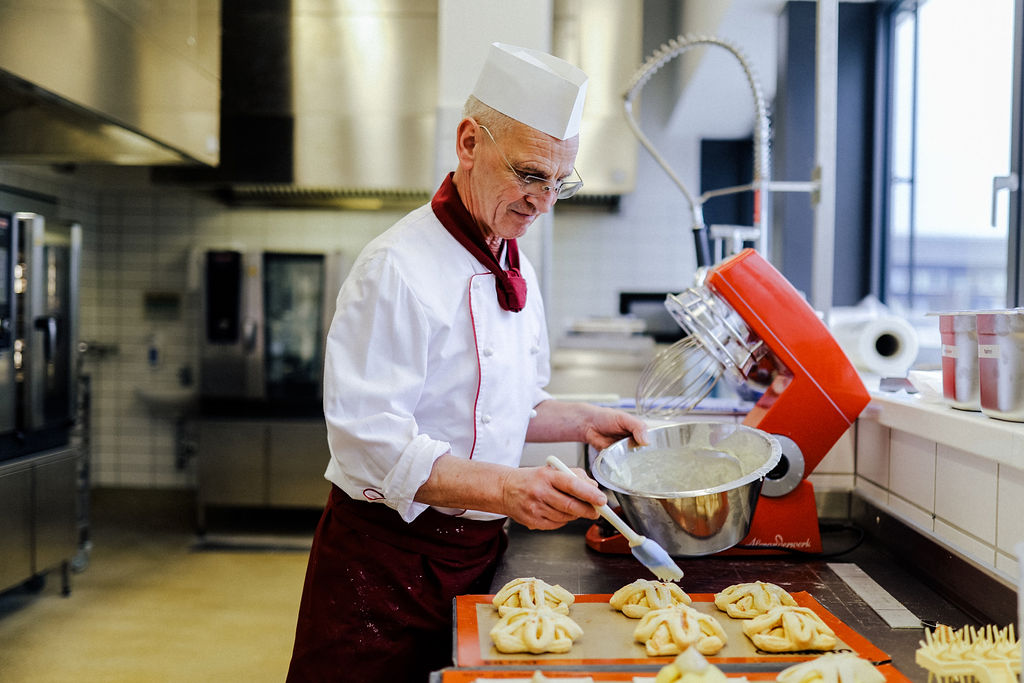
591, 421, 781, 556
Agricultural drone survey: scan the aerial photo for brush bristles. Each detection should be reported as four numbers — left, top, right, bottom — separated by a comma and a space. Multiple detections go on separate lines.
651, 565, 684, 582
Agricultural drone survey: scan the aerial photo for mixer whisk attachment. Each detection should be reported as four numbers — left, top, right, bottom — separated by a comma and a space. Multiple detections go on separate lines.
915, 623, 1020, 683
635, 335, 723, 417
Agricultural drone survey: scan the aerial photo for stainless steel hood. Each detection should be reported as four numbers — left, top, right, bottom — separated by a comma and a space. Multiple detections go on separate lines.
162, 0, 640, 205
0, 73, 198, 165
0, 1, 639, 203
184, 0, 443, 205
0, 0, 220, 166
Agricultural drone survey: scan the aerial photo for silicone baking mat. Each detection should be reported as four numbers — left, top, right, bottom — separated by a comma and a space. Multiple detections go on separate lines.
454, 592, 890, 668
433, 663, 911, 682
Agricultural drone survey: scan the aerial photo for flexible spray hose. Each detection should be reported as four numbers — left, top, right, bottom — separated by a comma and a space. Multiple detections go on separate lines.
622, 34, 771, 265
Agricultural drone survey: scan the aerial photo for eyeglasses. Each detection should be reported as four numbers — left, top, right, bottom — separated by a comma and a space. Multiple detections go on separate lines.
479, 125, 583, 200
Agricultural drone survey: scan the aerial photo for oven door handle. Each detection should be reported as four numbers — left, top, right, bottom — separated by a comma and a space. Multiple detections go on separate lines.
242, 317, 258, 353
34, 315, 59, 362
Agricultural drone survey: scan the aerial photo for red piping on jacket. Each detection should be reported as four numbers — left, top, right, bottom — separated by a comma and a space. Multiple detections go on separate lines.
466, 273, 484, 461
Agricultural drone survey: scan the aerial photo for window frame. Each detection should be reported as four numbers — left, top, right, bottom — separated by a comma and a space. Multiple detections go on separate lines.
879, 0, 1024, 309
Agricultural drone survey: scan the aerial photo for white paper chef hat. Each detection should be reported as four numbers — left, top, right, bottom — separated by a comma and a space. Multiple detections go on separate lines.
471, 42, 588, 140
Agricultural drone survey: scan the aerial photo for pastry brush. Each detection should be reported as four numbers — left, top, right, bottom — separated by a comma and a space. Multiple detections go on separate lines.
546, 455, 684, 582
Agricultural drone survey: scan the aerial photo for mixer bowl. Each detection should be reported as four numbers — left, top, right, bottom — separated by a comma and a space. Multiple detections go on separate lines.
592, 421, 781, 557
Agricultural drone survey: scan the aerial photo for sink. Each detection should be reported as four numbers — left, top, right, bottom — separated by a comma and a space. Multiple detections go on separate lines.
134, 386, 199, 417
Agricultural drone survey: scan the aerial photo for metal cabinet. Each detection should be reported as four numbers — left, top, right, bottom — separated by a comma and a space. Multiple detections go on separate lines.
0, 460, 33, 592
196, 418, 331, 527
267, 422, 331, 507
197, 420, 266, 507
34, 450, 79, 575
0, 447, 78, 595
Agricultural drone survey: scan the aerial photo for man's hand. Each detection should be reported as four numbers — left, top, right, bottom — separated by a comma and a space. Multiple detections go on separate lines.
415, 454, 604, 528
527, 400, 648, 450
498, 465, 606, 530
580, 406, 648, 451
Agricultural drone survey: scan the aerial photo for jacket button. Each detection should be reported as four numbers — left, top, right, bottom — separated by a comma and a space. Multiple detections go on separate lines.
481, 414, 492, 424
529, 345, 540, 354
482, 347, 494, 357
529, 409, 538, 418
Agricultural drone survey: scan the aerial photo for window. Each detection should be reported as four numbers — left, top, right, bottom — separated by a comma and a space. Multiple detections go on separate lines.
884, 0, 1019, 317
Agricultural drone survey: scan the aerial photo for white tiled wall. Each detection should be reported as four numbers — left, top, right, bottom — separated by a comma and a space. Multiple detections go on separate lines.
855, 393, 1024, 586
889, 431, 935, 512
935, 445, 997, 545
997, 465, 1024, 575
854, 418, 889, 488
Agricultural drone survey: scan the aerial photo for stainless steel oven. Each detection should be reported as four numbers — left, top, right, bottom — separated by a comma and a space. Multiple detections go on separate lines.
0, 213, 14, 440
0, 212, 81, 459
199, 249, 346, 415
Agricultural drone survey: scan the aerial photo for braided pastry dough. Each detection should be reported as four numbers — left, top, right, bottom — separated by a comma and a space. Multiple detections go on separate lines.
492, 577, 575, 615
489, 607, 583, 654
742, 606, 837, 653
713, 581, 796, 619
776, 653, 885, 683
610, 579, 692, 618
633, 604, 727, 656
653, 648, 729, 683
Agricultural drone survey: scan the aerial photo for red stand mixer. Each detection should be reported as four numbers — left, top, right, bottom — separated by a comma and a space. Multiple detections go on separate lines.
601, 34, 870, 556
587, 249, 870, 556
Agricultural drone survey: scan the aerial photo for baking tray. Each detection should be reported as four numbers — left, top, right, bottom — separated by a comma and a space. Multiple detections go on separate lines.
454, 592, 890, 669
431, 663, 911, 682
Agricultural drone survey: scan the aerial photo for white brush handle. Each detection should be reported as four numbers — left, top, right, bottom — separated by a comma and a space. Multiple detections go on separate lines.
546, 455, 645, 547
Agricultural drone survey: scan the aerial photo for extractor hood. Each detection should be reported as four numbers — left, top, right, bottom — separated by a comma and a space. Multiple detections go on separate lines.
0, 1, 639, 203
158, 0, 641, 205
171, 0, 443, 205
0, 0, 220, 167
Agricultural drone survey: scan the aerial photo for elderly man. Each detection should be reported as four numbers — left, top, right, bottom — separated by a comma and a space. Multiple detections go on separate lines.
286, 43, 647, 682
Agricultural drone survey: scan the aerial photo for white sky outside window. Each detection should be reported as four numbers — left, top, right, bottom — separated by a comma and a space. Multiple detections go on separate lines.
888, 0, 1014, 316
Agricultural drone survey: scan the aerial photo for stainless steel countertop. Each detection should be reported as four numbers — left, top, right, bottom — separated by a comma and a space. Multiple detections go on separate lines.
485, 519, 979, 682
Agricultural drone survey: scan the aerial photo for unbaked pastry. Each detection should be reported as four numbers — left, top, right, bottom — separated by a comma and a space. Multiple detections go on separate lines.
713, 581, 796, 619
489, 606, 583, 654
611, 579, 692, 618
492, 577, 575, 615
653, 648, 729, 683
776, 653, 885, 683
633, 604, 727, 657
741, 606, 837, 653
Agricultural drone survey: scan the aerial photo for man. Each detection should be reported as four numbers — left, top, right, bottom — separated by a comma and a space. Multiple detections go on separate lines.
286, 43, 647, 682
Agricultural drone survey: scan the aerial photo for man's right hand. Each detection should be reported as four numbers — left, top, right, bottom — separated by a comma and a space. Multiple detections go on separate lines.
498, 464, 606, 530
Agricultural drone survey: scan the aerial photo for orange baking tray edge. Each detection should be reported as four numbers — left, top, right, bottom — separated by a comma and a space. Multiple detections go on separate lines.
454, 592, 891, 668
435, 662, 910, 682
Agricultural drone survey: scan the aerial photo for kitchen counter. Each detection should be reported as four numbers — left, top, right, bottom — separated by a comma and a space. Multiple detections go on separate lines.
484, 517, 983, 682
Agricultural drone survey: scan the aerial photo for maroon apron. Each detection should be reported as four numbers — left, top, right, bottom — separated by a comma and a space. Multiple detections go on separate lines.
286, 486, 508, 682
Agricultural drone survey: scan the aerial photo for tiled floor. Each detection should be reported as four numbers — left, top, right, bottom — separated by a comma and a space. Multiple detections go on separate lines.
0, 490, 315, 683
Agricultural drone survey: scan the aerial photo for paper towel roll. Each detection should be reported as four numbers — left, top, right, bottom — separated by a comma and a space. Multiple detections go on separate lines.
830, 315, 920, 377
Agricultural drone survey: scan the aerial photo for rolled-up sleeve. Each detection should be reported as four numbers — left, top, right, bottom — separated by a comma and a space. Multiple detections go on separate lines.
322, 252, 449, 522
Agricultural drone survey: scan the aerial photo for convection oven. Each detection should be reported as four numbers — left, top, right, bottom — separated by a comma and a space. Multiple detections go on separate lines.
199, 249, 346, 416
0, 212, 81, 459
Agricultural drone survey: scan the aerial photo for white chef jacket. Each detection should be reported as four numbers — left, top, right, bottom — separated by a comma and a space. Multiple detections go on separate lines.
322, 203, 553, 522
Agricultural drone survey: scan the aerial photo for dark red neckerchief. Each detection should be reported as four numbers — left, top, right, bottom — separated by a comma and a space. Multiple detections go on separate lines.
431, 173, 527, 312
